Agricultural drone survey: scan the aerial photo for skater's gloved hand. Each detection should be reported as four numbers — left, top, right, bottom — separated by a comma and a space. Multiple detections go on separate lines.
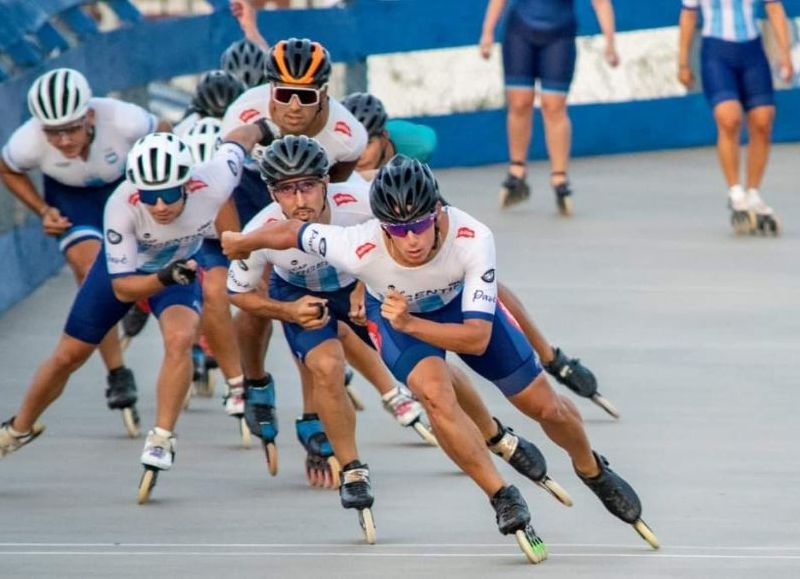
157, 259, 197, 286
221, 231, 252, 260
348, 282, 366, 326
381, 288, 412, 332
290, 296, 329, 329
41, 206, 72, 236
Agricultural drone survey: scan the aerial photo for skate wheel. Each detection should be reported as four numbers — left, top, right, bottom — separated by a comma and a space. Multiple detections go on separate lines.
239, 417, 251, 449
591, 393, 620, 419
119, 335, 132, 352
345, 384, 366, 412
307, 465, 321, 487
263, 441, 278, 476
137, 468, 158, 505
359, 508, 377, 545
633, 519, 660, 550
515, 526, 548, 564
412, 421, 439, 447
731, 211, 756, 235
757, 214, 782, 237
122, 407, 140, 438
183, 389, 191, 410
557, 195, 573, 217
327, 456, 341, 489
537, 476, 573, 507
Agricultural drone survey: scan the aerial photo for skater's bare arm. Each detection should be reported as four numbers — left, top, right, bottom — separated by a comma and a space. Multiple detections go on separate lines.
677, 9, 698, 88
229, 290, 328, 328
765, 2, 795, 82
381, 289, 492, 355
480, 0, 507, 59
0, 160, 50, 217
591, 0, 619, 66
112, 260, 198, 302
221, 220, 301, 259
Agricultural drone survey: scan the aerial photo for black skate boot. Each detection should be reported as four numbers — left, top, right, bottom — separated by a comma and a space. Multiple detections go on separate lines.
340, 460, 376, 544
487, 418, 572, 506
499, 167, 530, 209
544, 347, 620, 419
552, 176, 573, 216
490, 485, 547, 564
244, 375, 278, 476
296, 414, 339, 488
120, 302, 150, 350
577, 451, 659, 549
106, 367, 140, 438
191, 344, 214, 397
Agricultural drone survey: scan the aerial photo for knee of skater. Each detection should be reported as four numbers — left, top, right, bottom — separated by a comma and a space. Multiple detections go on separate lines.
540, 99, 567, 120
415, 383, 458, 420
717, 114, 742, 134
306, 356, 345, 385
51, 349, 89, 373
536, 399, 568, 424
162, 329, 195, 357
508, 98, 534, 116
749, 116, 773, 136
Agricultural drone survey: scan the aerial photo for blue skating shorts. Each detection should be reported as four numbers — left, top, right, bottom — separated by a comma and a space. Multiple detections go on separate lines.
195, 238, 229, 270
269, 273, 371, 362
233, 168, 272, 227
64, 248, 203, 345
43, 175, 123, 253
502, 13, 577, 94
365, 293, 542, 397
701, 37, 775, 110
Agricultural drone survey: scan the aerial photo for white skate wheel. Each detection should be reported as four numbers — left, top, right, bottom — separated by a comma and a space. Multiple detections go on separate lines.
345, 384, 365, 411
515, 526, 547, 564
327, 456, 341, 489
538, 476, 573, 507
264, 441, 278, 476
239, 417, 251, 449
119, 335, 132, 352
137, 469, 157, 505
359, 508, 376, 545
412, 421, 439, 447
591, 393, 620, 419
634, 519, 660, 550
557, 196, 573, 217
122, 407, 140, 438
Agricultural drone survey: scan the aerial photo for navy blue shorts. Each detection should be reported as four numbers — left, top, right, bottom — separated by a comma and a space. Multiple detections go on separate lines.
365, 293, 542, 397
502, 14, 577, 93
233, 169, 271, 226
64, 248, 203, 345
43, 176, 123, 253
195, 239, 229, 270
701, 37, 775, 111
269, 273, 371, 362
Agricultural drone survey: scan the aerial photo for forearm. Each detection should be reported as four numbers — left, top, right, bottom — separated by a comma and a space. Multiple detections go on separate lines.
482, 0, 507, 35
224, 123, 265, 155
246, 219, 303, 252
112, 274, 165, 302
592, 0, 616, 44
678, 10, 698, 67
766, 3, 792, 56
0, 164, 48, 216
229, 291, 292, 321
403, 317, 490, 356
215, 198, 241, 235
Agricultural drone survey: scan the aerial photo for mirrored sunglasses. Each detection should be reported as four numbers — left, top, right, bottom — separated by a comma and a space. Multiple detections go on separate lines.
138, 185, 184, 205
272, 86, 321, 106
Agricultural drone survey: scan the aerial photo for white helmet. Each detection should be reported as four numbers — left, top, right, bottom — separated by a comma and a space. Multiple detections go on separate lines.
126, 133, 194, 190
27, 68, 92, 126
184, 117, 222, 164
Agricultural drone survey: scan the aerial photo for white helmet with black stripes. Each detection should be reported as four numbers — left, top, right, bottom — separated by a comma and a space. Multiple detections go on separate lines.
125, 133, 194, 190
27, 68, 92, 126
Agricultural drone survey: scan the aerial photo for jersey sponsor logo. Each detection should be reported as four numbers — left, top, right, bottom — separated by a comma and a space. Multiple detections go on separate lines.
334, 121, 352, 137
481, 268, 495, 283
319, 238, 327, 257
237, 260, 249, 271
108, 255, 128, 265
456, 227, 475, 239
239, 108, 261, 123
185, 178, 208, 193
106, 229, 123, 245
471, 289, 496, 305
128, 192, 140, 205
332, 192, 357, 206
227, 159, 239, 176
366, 320, 382, 353
355, 242, 376, 259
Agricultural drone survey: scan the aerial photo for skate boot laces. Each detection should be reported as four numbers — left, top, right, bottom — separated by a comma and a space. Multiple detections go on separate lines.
488, 429, 518, 462
382, 388, 421, 427
342, 465, 370, 486
0, 421, 41, 456
224, 386, 245, 415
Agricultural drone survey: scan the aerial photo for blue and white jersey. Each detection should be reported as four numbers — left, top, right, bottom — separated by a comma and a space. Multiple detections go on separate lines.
104, 142, 245, 277
228, 181, 373, 293
1, 97, 156, 187
683, 0, 780, 42
297, 206, 498, 319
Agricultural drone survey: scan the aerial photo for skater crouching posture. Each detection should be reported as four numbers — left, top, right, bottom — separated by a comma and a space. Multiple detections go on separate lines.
223, 156, 659, 560
678, 0, 793, 235
0, 124, 266, 503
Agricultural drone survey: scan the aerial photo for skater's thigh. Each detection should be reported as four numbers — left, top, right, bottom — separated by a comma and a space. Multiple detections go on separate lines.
406, 356, 459, 408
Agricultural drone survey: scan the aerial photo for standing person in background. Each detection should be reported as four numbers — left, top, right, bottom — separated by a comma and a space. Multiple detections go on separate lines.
480, 0, 619, 213
678, 0, 793, 235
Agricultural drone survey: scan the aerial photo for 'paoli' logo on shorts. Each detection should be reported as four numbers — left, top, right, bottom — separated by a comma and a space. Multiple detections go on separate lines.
239, 109, 261, 123
456, 227, 475, 239
332, 192, 357, 206
334, 121, 352, 137
481, 268, 495, 283
355, 242, 376, 259
106, 229, 123, 245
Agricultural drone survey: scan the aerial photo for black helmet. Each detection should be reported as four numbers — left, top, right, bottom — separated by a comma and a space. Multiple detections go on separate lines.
341, 92, 387, 137
220, 39, 269, 88
266, 38, 331, 87
192, 70, 246, 118
259, 135, 330, 186
370, 155, 440, 223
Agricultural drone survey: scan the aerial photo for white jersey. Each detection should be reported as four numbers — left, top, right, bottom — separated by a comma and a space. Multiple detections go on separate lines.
683, 0, 778, 42
228, 181, 373, 293
104, 142, 245, 277
297, 206, 498, 318
221, 85, 367, 170
1, 97, 156, 187
173, 111, 202, 138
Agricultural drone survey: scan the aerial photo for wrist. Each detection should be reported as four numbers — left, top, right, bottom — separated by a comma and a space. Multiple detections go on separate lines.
679, 63, 691, 69
38, 205, 51, 217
